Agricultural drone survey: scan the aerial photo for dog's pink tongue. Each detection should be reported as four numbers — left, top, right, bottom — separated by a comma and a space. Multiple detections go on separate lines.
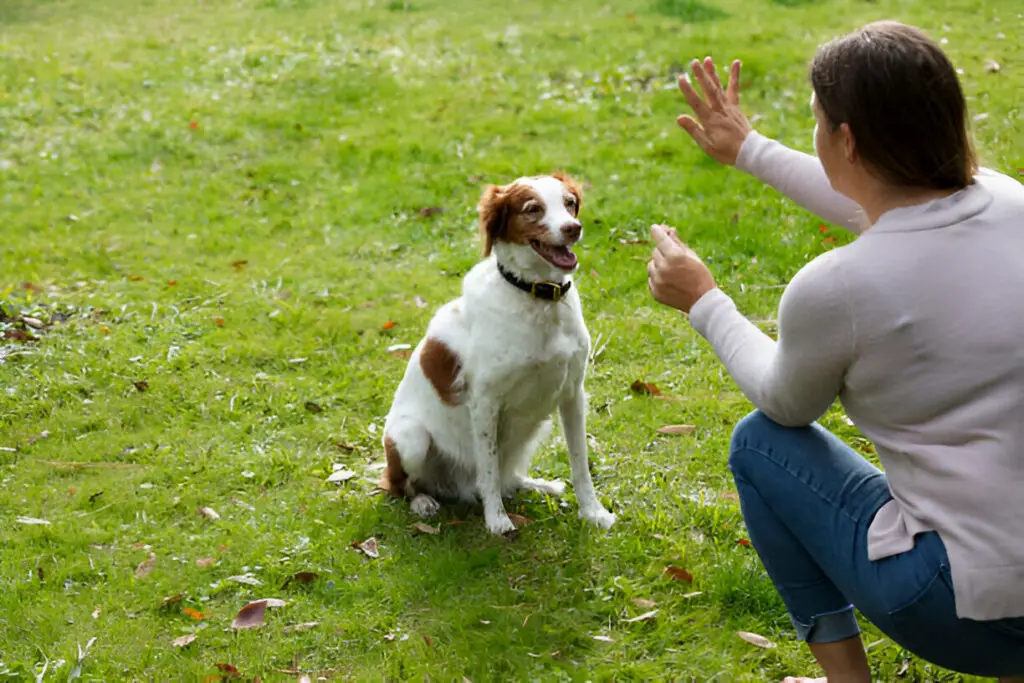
550, 246, 578, 270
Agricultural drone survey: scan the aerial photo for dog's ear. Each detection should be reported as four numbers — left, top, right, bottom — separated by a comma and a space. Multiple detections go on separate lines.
552, 171, 584, 216
476, 183, 510, 257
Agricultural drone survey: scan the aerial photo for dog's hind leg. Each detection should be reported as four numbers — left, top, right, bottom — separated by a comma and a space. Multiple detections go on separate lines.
382, 420, 441, 518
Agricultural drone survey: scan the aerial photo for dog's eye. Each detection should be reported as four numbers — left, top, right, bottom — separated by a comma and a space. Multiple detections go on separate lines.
565, 197, 578, 214
523, 202, 543, 215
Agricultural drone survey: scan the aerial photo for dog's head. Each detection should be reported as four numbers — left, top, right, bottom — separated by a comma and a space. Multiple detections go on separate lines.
476, 172, 585, 278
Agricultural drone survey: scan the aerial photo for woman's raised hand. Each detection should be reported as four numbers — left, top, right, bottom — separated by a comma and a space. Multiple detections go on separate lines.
677, 57, 752, 166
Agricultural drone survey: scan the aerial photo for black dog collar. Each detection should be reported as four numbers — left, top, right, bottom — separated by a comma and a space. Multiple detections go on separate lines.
497, 262, 572, 302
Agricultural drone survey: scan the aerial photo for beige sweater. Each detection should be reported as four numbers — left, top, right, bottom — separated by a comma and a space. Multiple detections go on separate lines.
689, 131, 1024, 621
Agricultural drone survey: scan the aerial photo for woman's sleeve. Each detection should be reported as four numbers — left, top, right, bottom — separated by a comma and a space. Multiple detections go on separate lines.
736, 131, 865, 234
686, 252, 856, 427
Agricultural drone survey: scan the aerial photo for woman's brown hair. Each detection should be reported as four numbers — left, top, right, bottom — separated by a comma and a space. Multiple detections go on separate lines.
810, 21, 978, 190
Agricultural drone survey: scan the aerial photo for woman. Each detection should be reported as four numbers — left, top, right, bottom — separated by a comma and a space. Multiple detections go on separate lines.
647, 21, 1024, 683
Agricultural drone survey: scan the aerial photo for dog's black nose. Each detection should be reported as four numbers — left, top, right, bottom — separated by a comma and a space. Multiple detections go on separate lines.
561, 221, 582, 242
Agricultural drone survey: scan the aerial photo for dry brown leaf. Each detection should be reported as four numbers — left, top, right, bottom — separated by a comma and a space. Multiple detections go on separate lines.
412, 522, 440, 535
184, 607, 210, 620
133, 381, 149, 393
198, 506, 220, 521
216, 662, 242, 677
353, 537, 379, 559
231, 260, 249, 271
196, 557, 215, 568
631, 597, 657, 609
719, 491, 739, 502
630, 380, 661, 396
135, 552, 156, 579
231, 601, 268, 630
161, 593, 184, 607
663, 565, 693, 583
20, 316, 46, 329
507, 513, 532, 528
326, 467, 356, 484
622, 609, 659, 623
304, 401, 323, 414
656, 424, 695, 435
418, 206, 445, 218
172, 633, 197, 648
737, 631, 776, 648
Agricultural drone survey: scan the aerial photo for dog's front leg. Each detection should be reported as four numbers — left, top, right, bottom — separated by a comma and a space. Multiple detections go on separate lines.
470, 396, 515, 535
559, 388, 615, 529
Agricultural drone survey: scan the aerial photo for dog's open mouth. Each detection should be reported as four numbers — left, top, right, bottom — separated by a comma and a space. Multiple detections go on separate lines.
530, 240, 578, 270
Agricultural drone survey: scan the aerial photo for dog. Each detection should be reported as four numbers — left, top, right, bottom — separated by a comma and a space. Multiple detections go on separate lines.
379, 172, 616, 536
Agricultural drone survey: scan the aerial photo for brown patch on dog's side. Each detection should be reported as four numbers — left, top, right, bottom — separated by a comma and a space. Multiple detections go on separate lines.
380, 435, 408, 497
420, 337, 464, 406
552, 171, 584, 216
477, 183, 547, 256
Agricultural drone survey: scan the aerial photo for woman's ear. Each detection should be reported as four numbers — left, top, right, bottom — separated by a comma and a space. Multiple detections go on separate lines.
840, 122, 857, 164
476, 184, 509, 257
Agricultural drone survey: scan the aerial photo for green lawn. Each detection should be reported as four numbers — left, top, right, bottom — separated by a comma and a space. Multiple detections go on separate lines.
1, 0, 1020, 680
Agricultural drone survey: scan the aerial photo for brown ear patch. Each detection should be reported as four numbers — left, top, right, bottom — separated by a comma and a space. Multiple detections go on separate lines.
419, 337, 464, 406
552, 171, 584, 216
380, 435, 408, 497
477, 182, 546, 256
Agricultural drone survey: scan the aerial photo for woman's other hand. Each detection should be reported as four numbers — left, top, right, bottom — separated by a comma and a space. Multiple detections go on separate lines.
677, 57, 752, 166
647, 224, 717, 314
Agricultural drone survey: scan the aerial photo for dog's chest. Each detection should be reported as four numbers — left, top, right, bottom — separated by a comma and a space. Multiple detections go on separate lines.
498, 326, 586, 411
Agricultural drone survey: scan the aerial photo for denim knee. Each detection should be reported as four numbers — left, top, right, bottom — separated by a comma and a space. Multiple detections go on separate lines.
728, 410, 779, 476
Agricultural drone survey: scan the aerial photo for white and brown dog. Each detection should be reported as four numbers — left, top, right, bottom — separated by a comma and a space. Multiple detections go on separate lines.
380, 172, 615, 536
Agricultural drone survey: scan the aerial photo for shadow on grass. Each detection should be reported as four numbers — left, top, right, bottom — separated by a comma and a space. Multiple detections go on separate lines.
652, 0, 729, 23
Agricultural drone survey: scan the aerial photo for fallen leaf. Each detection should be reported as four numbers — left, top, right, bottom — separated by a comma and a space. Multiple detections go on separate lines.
133, 381, 149, 392
250, 598, 287, 608
198, 507, 220, 521
168, 280, 177, 286
231, 601, 267, 630
507, 513, 532, 528
195, 557, 215, 568
162, 593, 184, 607
381, 321, 397, 331
99, 326, 111, 335
283, 621, 319, 633
663, 565, 693, 583
719, 491, 739, 502
592, 635, 614, 643
36, 567, 44, 581
184, 607, 210, 620
418, 206, 445, 218
15, 516, 51, 525
630, 380, 661, 396
737, 538, 751, 547
232, 260, 248, 270
20, 316, 45, 329
353, 537, 379, 559
304, 401, 323, 414
387, 343, 412, 358
88, 491, 104, 504
129, 275, 145, 282
135, 553, 157, 579
622, 609, 658, 623
326, 468, 356, 484
411, 522, 440, 535
737, 631, 776, 648
172, 633, 197, 648
3, 329, 38, 343
631, 597, 657, 609
215, 317, 225, 327
683, 591, 703, 598
189, 121, 199, 130
656, 424, 695, 435
215, 663, 241, 677
227, 574, 263, 586
282, 571, 319, 588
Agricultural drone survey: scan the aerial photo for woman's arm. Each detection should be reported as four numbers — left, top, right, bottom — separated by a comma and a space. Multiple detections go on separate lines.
686, 251, 856, 426
736, 131, 865, 233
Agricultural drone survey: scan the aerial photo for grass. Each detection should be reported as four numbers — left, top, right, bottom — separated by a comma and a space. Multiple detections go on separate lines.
0, 0, 1020, 680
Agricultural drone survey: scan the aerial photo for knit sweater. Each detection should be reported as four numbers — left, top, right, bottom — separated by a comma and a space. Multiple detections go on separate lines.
689, 131, 1024, 621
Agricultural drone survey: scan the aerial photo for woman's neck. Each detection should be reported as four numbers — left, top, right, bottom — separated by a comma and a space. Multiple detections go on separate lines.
856, 180, 964, 228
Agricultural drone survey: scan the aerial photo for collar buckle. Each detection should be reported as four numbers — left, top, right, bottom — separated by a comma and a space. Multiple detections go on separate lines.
530, 281, 565, 302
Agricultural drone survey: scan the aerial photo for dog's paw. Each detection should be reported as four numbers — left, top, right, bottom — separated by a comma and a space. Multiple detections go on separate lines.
410, 494, 441, 518
485, 513, 517, 536
519, 477, 566, 497
580, 505, 616, 530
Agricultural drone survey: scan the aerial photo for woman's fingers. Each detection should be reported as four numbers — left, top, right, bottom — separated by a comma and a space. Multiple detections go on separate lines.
691, 59, 725, 111
677, 115, 711, 151
703, 56, 723, 93
726, 59, 742, 105
678, 74, 712, 121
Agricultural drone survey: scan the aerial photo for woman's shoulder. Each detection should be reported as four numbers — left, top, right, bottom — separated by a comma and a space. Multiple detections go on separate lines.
975, 167, 1024, 198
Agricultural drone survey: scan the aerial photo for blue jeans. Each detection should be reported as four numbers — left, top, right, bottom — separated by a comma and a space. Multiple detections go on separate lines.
729, 411, 1024, 677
